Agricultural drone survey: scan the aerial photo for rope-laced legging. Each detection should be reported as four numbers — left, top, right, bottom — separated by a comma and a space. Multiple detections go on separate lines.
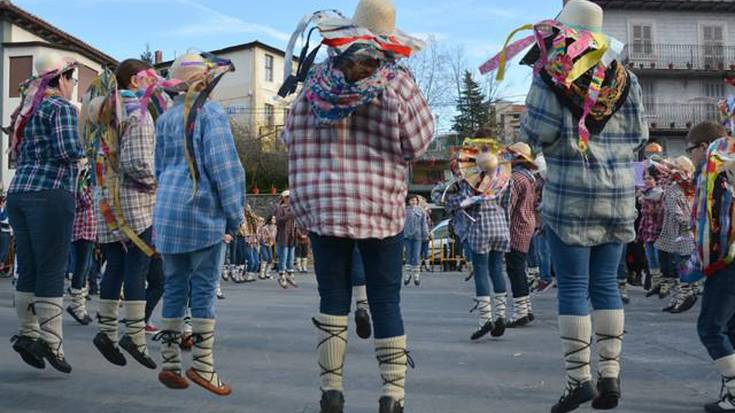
312, 317, 348, 385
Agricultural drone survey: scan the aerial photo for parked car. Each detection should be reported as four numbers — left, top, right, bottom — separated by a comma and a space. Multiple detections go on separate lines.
428, 219, 467, 271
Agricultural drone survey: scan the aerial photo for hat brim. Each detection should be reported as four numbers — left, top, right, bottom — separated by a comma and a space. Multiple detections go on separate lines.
457, 140, 513, 197
508, 149, 538, 169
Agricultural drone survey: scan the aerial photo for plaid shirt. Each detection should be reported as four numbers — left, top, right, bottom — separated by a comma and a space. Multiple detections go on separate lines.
96, 112, 156, 244
72, 180, 96, 242
258, 223, 277, 246
636, 187, 664, 243
655, 183, 695, 256
509, 166, 537, 253
404, 206, 429, 240
445, 180, 511, 254
154, 99, 245, 254
282, 67, 434, 240
520, 73, 649, 247
9, 96, 83, 194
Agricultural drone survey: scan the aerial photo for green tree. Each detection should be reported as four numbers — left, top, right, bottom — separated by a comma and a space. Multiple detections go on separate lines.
452, 70, 490, 138
140, 43, 154, 65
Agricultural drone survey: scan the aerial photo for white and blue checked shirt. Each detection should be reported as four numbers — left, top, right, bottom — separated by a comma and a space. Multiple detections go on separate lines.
520, 73, 649, 247
153, 98, 245, 255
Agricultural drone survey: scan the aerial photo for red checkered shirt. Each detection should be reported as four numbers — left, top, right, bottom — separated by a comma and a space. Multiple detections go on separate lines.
72, 184, 96, 242
508, 167, 537, 253
282, 67, 434, 239
636, 187, 664, 243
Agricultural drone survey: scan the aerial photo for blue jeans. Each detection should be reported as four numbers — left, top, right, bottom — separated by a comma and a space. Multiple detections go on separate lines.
8, 190, 74, 298
547, 229, 624, 316
276, 243, 295, 273
463, 241, 473, 262
351, 247, 366, 287
71, 240, 94, 290
644, 242, 660, 271
535, 232, 552, 282
100, 227, 153, 301
404, 238, 422, 266
617, 243, 629, 281
699, 266, 735, 360
471, 250, 507, 297
228, 239, 239, 266
162, 242, 226, 319
659, 250, 687, 280
310, 232, 404, 339
421, 240, 429, 260
260, 243, 273, 263
246, 244, 259, 272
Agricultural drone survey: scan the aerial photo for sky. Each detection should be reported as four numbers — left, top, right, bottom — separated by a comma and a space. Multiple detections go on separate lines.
15, 0, 561, 131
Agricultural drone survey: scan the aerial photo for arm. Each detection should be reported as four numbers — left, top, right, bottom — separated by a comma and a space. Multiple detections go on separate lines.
154, 117, 164, 180
665, 190, 690, 228
626, 74, 650, 152
120, 114, 156, 190
519, 77, 562, 148
397, 70, 435, 161
201, 105, 246, 235
51, 102, 84, 163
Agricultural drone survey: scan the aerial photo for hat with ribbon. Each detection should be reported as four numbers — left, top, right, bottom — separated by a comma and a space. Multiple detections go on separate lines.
457, 138, 512, 198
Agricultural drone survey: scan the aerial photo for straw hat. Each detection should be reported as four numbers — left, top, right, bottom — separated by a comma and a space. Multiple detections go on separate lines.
507, 142, 538, 168
557, 0, 603, 32
457, 138, 512, 197
169, 53, 208, 84
281, 190, 291, 198
35, 51, 77, 77
352, 0, 396, 36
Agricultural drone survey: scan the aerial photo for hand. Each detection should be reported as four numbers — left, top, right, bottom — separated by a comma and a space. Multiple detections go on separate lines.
460, 195, 485, 209
224, 234, 233, 244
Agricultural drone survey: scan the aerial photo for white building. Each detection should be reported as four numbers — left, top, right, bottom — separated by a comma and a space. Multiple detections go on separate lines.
0, 0, 116, 188
590, 0, 735, 155
157, 41, 297, 152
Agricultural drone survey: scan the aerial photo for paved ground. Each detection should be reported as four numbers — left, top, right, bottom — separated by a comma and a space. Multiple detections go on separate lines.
0, 271, 718, 413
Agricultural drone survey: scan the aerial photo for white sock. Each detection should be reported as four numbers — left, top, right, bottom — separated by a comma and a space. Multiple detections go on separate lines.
314, 313, 348, 391
34, 297, 65, 357
353, 285, 369, 311
375, 335, 410, 405
15, 291, 39, 339
593, 310, 624, 378
559, 315, 592, 385
474, 296, 492, 326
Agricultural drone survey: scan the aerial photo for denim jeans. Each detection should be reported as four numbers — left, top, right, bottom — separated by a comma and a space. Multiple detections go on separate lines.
309, 232, 404, 339
245, 244, 259, 272
8, 190, 74, 298
617, 243, 629, 281
535, 232, 552, 282
71, 240, 94, 290
546, 229, 624, 316
351, 246, 366, 287
698, 265, 735, 360
276, 243, 295, 273
260, 243, 273, 263
404, 238, 422, 266
162, 242, 226, 319
0, 231, 11, 267
471, 250, 507, 297
463, 241, 473, 262
228, 239, 239, 266
644, 242, 660, 271
145, 256, 165, 323
421, 240, 430, 260
506, 250, 530, 298
659, 250, 687, 280
236, 236, 247, 266
99, 227, 153, 301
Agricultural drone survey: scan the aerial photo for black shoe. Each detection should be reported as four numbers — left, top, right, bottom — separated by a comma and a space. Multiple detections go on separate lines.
93, 332, 127, 366
706, 394, 735, 412
66, 306, 92, 326
10, 335, 45, 369
320, 390, 344, 413
591, 377, 620, 410
507, 316, 529, 329
670, 294, 698, 314
621, 295, 630, 305
403, 274, 412, 286
464, 270, 474, 282
662, 302, 676, 312
491, 318, 506, 338
414, 277, 421, 287
551, 380, 596, 413
528, 313, 535, 322
119, 335, 156, 369
355, 308, 372, 339
379, 396, 403, 413
30, 339, 71, 374
470, 320, 494, 341
645, 284, 661, 298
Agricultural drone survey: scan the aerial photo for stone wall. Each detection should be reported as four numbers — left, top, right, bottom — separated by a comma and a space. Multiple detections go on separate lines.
247, 194, 281, 219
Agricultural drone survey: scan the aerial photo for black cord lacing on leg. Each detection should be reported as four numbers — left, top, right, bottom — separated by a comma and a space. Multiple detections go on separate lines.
557, 335, 591, 401
312, 317, 347, 384
33, 300, 64, 356
122, 316, 148, 354
595, 331, 624, 365
375, 345, 415, 402
152, 330, 182, 373
190, 330, 224, 387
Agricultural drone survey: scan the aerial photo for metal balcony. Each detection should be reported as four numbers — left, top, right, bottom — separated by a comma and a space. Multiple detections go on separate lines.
644, 102, 719, 129
622, 43, 735, 72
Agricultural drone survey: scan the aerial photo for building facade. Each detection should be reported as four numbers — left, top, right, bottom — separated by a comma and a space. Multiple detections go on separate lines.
590, 0, 735, 155
0, 0, 116, 189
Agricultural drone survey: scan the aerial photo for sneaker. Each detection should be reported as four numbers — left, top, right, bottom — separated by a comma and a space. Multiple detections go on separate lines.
470, 320, 494, 341
551, 380, 597, 413
592, 377, 621, 410
145, 324, 160, 335
320, 390, 345, 413
355, 308, 372, 339
534, 279, 554, 293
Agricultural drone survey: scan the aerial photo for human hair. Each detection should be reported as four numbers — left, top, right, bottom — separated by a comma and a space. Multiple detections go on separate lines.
646, 165, 660, 181
48, 69, 75, 88
686, 121, 726, 146
115, 59, 152, 89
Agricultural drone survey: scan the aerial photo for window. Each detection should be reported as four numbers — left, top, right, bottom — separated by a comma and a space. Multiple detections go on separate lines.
704, 82, 725, 120
264, 103, 274, 127
77, 65, 98, 102
265, 54, 274, 82
9, 56, 32, 98
640, 80, 656, 115
631, 24, 653, 57
703, 25, 725, 67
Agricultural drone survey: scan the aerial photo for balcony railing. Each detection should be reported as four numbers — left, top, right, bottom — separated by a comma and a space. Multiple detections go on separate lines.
644, 102, 719, 129
622, 43, 735, 71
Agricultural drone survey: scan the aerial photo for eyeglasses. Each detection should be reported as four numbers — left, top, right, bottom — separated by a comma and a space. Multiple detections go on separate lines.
685, 144, 702, 154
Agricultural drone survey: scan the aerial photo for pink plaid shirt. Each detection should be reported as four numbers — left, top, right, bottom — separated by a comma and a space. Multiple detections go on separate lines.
72, 185, 96, 242
508, 167, 537, 253
282, 68, 434, 239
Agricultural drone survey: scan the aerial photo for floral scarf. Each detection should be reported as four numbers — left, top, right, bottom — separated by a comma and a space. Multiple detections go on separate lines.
304, 60, 398, 122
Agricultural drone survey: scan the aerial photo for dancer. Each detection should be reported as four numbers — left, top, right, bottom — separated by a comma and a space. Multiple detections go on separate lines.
258, 216, 277, 280
296, 224, 310, 273
86, 60, 158, 370
403, 195, 429, 287
504, 142, 538, 328
483, 0, 648, 411
153, 52, 243, 395
275, 191, 297, 288
67, 158, 96, 326
638, 164, 664, 297
6, 52, 82, 373
445, 137, 512, 341
280, 1, 432, 411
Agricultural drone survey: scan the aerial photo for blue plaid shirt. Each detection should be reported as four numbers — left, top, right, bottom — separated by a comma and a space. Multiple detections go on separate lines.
153, 98, 246, 254
520, 73, 649, 247
8, 96, 83, 194
445, 180, 511, 254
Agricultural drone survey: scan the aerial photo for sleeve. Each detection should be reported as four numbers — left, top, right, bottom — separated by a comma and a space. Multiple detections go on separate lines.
397, 70, 435, 161
154, 117, 164, 180
626, 74, 650, 151
509, 176, 520, 219
280, 92, 303, 149
445, 182, 472, 213
52, 102, 84, 162
201, 105, 246, 235
665, 190, 689, 227
520, 77, 563, 149
120, 115, 156, 190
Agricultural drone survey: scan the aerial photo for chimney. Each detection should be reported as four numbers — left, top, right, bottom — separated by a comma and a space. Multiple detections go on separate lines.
155, 50, 163, 65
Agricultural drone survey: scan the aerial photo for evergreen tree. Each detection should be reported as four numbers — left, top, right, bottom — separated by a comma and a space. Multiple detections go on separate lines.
140, 43, 154, 65
452, 70, 490, 137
